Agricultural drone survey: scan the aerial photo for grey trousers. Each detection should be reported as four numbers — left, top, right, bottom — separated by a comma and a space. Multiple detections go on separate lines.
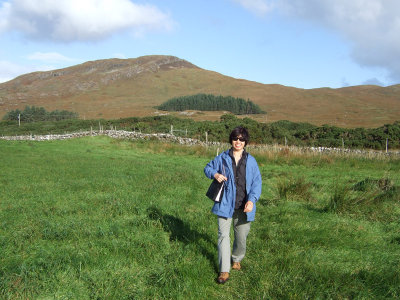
218, 209, 251, 273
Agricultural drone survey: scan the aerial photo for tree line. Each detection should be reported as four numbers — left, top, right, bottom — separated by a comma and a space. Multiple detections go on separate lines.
1, 113, 399, 150
2, 106, 79, 122
130, 114, 400, 150
156, 94, 266, 115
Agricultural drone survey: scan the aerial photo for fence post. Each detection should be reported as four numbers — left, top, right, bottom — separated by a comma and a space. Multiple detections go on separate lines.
386, 138, 388, 153
170, 125, 173, 135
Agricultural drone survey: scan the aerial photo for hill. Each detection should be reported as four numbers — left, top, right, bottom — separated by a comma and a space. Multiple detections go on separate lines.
0, 55, 399, 128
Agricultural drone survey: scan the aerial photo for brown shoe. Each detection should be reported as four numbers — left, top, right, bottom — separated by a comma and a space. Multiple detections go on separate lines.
232, 262, 241, 270
217, 272, 229, 284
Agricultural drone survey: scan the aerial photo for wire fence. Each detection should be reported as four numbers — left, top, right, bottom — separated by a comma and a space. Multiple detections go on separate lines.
1, 129, 399, 159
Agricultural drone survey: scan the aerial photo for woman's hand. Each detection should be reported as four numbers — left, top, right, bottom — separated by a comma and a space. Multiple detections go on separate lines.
244, 201, 254, 212
214, 173, 227, 183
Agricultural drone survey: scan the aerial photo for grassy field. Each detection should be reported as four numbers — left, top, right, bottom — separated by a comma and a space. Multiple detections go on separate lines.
1, 137, 400, 299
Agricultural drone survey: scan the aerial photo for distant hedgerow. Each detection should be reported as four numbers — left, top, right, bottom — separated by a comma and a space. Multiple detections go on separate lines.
0, 113, 399, 150
2, 106, 79, 122
156, 94, 266, 115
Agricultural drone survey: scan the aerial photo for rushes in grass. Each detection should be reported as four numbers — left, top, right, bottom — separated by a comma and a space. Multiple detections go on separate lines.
327, 177, 399, 220
353, 177, 399, 201
327, 182, 351, 212
327, 181, 380, 214
276, 176, 314, 202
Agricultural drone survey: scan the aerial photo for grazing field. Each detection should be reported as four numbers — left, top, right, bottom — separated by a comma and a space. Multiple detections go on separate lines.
1, 137, 400, 299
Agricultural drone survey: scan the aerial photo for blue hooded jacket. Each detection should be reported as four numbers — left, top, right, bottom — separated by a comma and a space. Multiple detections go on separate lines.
204, 149, 262, 221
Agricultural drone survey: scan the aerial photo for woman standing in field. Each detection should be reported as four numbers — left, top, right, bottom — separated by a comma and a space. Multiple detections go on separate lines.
204, 126, 262, 284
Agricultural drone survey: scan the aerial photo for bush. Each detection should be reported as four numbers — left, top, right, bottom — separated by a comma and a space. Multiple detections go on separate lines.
2, 106, 78, 122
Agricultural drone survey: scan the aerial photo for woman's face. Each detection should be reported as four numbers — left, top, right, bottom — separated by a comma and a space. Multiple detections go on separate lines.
231, 135, 245, 151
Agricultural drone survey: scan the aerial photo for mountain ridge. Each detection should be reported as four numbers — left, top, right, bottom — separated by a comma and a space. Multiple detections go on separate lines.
1, 55, 399, 128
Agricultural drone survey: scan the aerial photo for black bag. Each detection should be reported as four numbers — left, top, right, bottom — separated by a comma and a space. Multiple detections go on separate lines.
206, 179, 224, 202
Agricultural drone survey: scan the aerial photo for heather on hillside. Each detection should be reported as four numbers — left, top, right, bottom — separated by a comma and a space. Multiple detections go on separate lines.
156, 94, 266, 115
1, 56, 398, 127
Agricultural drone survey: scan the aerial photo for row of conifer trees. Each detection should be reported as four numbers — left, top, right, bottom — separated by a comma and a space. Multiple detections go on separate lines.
156, 93, 265, 115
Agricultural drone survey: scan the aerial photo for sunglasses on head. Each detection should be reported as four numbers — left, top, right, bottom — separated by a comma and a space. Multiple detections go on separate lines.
232, 137, 245, 142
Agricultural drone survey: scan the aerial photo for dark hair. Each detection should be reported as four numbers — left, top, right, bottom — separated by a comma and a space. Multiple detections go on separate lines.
229, 126, 250, 146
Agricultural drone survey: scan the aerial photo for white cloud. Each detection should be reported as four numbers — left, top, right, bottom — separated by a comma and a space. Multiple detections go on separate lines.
362, 78, 385, 86
0, 60, 32, 82
0, 60, 59, 83
0, 0, 174, 42
341, 78, 350, 87
112, 53, 127, 59
26, 52, 76, 63
235, 0, 400, 83
233, 0, 274, 16
0, 2, 11, 30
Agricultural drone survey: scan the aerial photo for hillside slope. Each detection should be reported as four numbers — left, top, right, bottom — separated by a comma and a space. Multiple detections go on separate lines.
0, 55, 399, 127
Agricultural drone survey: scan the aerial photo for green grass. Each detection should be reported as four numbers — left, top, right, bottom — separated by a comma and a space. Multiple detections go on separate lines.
1, 137, 400, 299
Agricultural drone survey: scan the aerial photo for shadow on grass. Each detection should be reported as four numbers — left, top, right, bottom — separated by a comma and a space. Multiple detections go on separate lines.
304, 204, 329, 213
147, 206, 218, 273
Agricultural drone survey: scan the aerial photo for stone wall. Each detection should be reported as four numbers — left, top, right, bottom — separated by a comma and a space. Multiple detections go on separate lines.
1, 130, 399, 157
0, 130, 206, 146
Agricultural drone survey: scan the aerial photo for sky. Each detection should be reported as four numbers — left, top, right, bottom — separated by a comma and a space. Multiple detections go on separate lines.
0, 0, 399, 89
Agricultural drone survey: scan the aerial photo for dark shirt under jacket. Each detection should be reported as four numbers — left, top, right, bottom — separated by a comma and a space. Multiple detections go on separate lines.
229, 148, 248, 210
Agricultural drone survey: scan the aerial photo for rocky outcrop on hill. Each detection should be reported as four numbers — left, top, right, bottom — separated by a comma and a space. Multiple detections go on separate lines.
0, 55, 199, 102
16, 55, 197, 84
